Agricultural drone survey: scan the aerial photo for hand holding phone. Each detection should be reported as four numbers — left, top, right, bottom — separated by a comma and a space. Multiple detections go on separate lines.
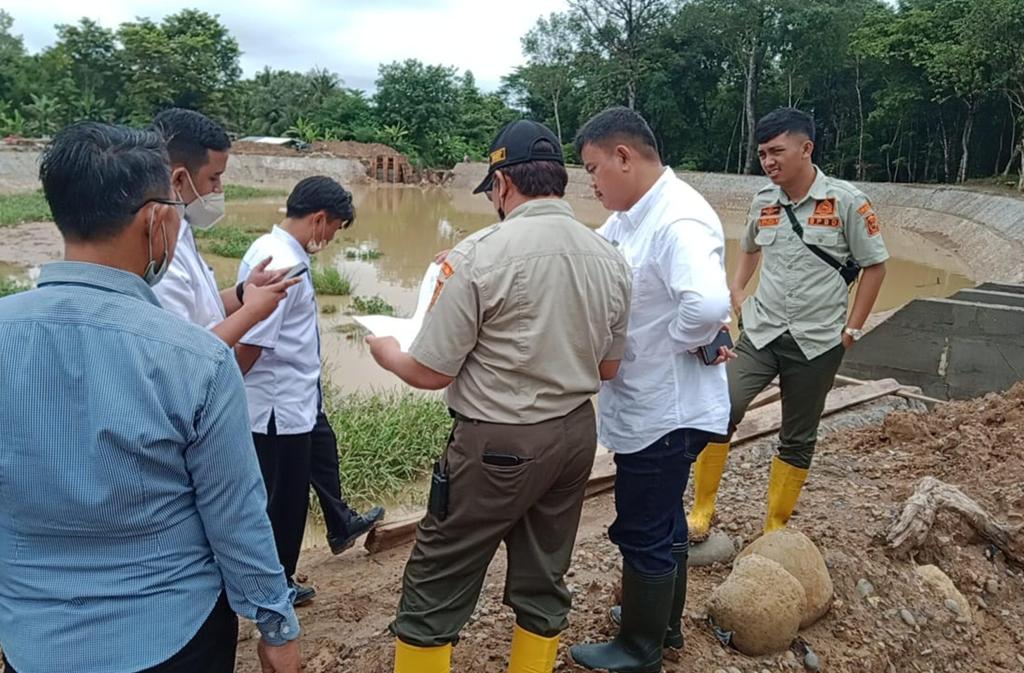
698, 328, 735, 366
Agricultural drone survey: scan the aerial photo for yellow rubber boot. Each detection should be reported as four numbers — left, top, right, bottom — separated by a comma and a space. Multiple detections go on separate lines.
507, 625, 559, 673
394, 639, 452, 673
686, 442, 731, 541
764, 456, 809, 533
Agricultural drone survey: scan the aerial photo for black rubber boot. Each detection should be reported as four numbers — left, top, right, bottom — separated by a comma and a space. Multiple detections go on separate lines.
571, 564, 675, 673
609, 548, 688, 650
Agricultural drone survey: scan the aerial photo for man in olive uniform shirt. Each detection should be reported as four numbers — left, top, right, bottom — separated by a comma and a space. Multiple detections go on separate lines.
367, 120, 632, 673
688, 108, 889, 539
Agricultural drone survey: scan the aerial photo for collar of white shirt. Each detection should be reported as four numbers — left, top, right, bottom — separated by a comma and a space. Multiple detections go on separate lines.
271, 224, 311, 266
618, 166, 675, 231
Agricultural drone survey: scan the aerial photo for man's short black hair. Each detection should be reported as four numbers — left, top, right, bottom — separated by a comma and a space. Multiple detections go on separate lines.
151, 108, 231, 173
286, 176, 355, 224
39, 121, 171, 242
574, 106, 660, 161
755, 107, 816, 144
499, 140, 568, 197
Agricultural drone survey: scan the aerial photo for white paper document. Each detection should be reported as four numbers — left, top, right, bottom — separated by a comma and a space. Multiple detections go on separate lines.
353, 262, 441, 351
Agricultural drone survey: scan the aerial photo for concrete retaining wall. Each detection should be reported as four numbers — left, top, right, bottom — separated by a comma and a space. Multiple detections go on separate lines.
0, 148, 370, 195
452, 163, 1024, 284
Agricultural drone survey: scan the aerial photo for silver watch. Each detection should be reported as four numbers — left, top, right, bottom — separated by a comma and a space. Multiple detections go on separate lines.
844, 326, 864, 341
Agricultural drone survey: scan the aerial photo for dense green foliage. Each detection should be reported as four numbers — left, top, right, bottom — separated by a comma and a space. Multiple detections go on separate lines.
1, 2, 1022, 186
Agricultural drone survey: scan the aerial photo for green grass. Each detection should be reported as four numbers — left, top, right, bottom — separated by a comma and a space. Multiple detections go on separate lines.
193, 225, 258, 259
348, 294, 396, 316
312, 265, 353, 296
320, 303, 339, 315
0, 191, 51, 227
313, 388, 451, 509
223, 184, 288, 200
0, 278, 30, 297
344, 248, 384, 260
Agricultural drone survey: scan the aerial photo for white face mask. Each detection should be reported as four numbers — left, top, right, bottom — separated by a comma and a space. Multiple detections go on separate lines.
183, 171, 225, 231
305, 219, 328, 254
143, 208, 170, 287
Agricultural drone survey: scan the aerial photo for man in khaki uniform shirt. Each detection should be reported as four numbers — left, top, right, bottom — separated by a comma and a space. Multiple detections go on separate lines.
367, 120, 632, 673
688, 108, 888, 540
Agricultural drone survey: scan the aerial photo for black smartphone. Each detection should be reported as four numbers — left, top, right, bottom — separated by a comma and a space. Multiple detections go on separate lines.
698, 329, 734, 365
482, 452, 525, 467
284, 262, 308, 280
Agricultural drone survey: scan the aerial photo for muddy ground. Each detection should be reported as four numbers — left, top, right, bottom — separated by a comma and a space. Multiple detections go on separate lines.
234, 385, 1024, 673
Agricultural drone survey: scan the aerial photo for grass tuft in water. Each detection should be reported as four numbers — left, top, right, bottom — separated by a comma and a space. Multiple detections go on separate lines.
223, 184, 288, 200
312, 266, 353, 296
310, 387, 451, 511
0, 191, 51, 227
193, 225, 258, 259
348, 295, 396, 316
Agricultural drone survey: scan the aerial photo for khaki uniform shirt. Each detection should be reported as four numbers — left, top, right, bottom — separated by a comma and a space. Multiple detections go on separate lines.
740, 167, 889, 360
410, 198, 632, 424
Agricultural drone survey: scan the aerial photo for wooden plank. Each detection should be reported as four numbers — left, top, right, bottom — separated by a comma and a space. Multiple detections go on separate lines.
364, 513, 423, 554
835, 373, 945, 405
364, 378, 902, 554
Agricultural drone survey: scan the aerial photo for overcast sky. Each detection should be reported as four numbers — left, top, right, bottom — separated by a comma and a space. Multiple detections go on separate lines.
3, 0, 570, 92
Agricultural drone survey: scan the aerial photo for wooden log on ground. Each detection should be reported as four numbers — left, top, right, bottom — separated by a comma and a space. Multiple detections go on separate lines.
887, 476, 1023, 566
364, 378, 903, 554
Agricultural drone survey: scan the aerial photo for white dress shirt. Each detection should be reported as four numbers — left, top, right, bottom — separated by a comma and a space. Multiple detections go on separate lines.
597, 167, 731, 453
238, 226, 320, 435
153, 218, 226, 329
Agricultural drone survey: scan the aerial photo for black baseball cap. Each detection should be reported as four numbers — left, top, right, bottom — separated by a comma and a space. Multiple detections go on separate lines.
473, 120, 564, 194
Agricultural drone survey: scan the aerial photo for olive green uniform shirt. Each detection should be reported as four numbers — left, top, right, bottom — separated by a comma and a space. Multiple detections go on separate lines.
740, 167, 889, 360
410, 198, 632, 424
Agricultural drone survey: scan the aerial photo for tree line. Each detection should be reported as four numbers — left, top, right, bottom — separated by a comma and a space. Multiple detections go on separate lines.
1, 1, 1022, 188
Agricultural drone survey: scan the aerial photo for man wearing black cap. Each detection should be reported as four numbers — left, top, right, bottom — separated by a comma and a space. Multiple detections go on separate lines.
366, 120, 632, 673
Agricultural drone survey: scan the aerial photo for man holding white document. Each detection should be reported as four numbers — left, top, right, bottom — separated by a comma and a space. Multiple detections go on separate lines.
366, 120, 632, 673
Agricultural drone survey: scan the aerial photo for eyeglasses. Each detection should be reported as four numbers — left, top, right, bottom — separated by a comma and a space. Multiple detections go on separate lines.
136, 197, 187, 220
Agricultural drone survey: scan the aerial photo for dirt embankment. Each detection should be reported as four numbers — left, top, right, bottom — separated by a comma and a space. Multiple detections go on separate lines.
235, 384, 1024, 673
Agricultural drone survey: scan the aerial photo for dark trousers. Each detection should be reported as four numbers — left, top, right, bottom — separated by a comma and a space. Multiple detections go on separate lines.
725, 331, 846, 469
310, 411, 357, 542
3, 592, 237, 673
393, 402, 597, 647
253, 414, 312, 580
609, 428, 713, 576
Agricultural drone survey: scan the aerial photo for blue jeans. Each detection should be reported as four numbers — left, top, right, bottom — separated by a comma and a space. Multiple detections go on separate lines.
609, 428, 713, 576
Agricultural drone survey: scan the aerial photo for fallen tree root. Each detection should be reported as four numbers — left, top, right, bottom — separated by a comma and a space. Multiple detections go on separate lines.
887, 476, 1023, 565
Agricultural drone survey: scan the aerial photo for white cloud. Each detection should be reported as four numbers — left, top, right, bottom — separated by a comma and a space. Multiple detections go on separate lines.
3, 0, 568, 91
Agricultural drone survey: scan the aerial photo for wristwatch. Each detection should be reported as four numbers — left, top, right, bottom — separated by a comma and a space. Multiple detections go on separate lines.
843, 326, 864, 341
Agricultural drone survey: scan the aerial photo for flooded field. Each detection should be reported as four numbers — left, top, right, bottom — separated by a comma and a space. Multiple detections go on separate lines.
1, 185, 971, 393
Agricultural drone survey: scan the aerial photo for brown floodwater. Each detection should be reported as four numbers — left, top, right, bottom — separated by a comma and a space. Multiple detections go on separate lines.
1, 185, 971, 394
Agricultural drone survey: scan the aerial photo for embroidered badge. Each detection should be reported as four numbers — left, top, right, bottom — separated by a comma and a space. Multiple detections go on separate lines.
865, 213, 881, 236
441, 261, 455, 278
813, 199, 837, 216
807, 216, 841, 228
758, 216, 780, 228
760, 205, 781, 217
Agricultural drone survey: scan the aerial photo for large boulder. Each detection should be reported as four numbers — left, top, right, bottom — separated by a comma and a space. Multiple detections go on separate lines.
708, 554, 806, 656
736, 529, 834, 628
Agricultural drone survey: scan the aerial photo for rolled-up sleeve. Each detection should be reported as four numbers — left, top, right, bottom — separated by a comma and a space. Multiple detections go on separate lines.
186, 351, 299, 642
658, 221, 732, 352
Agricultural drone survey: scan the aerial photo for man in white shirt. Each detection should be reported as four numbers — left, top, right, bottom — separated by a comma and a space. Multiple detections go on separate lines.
151, 108, 292, 345
569, 107, 732, 673
236, 177, 384, 606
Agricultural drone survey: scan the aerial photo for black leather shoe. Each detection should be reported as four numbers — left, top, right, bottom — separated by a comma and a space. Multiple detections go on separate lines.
328, 506, 385, 555
289, 581, 317, 606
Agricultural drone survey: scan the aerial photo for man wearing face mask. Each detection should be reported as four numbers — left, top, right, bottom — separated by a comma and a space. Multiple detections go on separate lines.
235, 176, 385, 606
0, 121, 301, 673
151, 108, 292, 347
366, 120, 632, 673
